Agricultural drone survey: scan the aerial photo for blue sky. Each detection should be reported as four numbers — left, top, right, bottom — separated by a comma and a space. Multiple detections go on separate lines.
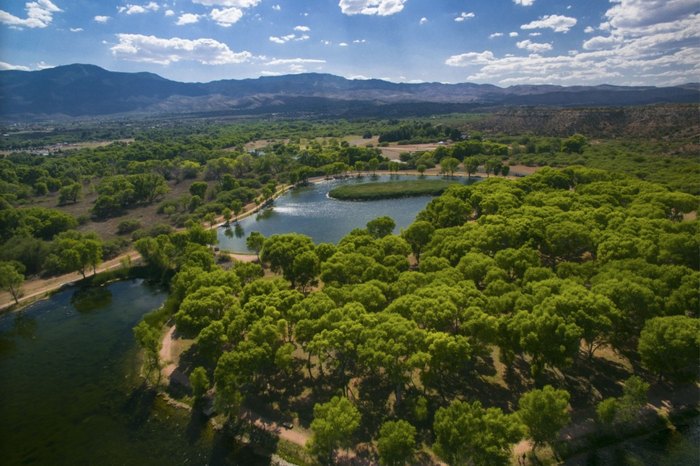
1, 0, 698, 86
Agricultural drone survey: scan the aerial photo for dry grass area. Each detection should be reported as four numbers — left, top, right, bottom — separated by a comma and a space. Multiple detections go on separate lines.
379, 143, 447, 160
25, 177, 205, 241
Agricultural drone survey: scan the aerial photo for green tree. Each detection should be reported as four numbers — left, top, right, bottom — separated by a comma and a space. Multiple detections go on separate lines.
308, 396, 361, 462
292, 250, 320, 293
45, 231, 103, 278
433, 400, 523, 466
231, 200, 243, 221
58, 182, 81, 205
133, 320, 161, 381
401, 220, 434, 265
562, 133, 587, 154
518, 386, 570, 452
596, 375, 650, 426
377, 420, 417, 466
189, 181, 208, 198
367, 216, 396, 238
464, 157, 480, 179
246, 231, 265, 260
261, 233, 315, 282
189, 366, 210, 400
439, 156, 459, 177
638, 316, 700, 381
0, 261, 24, 304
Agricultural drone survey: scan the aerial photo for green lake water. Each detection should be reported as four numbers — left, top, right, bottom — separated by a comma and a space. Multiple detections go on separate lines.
0, 280, 266, 466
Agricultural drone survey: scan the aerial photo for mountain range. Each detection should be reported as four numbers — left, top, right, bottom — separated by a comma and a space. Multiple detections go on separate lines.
1, 64, 698, 120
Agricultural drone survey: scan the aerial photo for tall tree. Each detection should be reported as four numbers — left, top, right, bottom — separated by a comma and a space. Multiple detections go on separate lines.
0, 261, 24, 304
308, 396, 361, 462
433, 400, 523, 466
518, 386, 570, 453
377, 420, 417, 466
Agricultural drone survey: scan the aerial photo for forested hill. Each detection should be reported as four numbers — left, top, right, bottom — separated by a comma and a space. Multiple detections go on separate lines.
1, 64, 699, 120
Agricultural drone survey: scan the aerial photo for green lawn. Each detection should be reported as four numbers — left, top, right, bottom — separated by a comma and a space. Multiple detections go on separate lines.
329, 179, 459, 200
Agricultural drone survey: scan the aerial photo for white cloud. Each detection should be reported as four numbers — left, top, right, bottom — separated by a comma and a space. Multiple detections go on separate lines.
516, 39, 553, 53
321, 39, 332, 45
94, 15, 110, 23
111, 33, 252, 65
489, 32, 503, 39
176, 13, 200, 25
339, 42, 348, 47
419, 17, 428, 25
193, 0, 260, 7
0, 61, 31, 71
272, 4, 281, 11
584, 26, 595, 33
36, 60, 53, 69
521, 14, 577, 33
210, 7, 243, 26
454, 12, 475, 22
513, 0, 535, 5
269, 32, 309, 44
70, 27, 83, 32
445, 50, 496, 66
266, 58, 326, 65
165, 9, 175, 16
445, 2, 700, 87
529, 32, 541, 36
509, 31, 519, 37
294, 25, 310, 32
119, 2, 160, 15
353, 39, 366, 44
0, 0, 62, 29
338, 0, 407, 16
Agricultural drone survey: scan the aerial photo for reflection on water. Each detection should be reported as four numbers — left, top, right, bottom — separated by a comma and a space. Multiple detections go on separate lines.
218, 175, 470, 252
0, 280, 267, 466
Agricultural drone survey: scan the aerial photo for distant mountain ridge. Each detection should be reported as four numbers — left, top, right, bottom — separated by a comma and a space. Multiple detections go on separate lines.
1, 64, 698, 120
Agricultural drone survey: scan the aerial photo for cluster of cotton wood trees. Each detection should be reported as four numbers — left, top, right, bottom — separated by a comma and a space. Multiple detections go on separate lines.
135, 165, 698, 464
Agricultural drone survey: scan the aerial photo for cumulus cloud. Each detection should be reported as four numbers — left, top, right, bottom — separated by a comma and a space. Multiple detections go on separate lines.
419, 17, 428, 25
165, 9, 175, 16
118, 2, 160, 15
584, 25, 595, 33
70, 27, 83, 32
272, 4, 281, 11
509, 31, 519, 37
521, 14, 577, 33
353, 39, 366, 44
94, 15, 110, 23
176, 13, 200, 25
193, 0, 260, 6
294, 25, 310, 32
339, 42, 348, 47
513, 0, 535, 5
338, 0, 407, 16
0, 0, 62, 29
269, 32, 309, 44
489, 32, 503, 39
210, 7, 242, 26
445, 0, 700, 87
454, 12, 475, 22
111, 33, 252, 65
0, 61, 31, 71
445, 50, 496, 66
516, 39, 553, 53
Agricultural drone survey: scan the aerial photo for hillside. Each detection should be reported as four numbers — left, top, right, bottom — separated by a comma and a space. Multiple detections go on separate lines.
1, 64, 699, 120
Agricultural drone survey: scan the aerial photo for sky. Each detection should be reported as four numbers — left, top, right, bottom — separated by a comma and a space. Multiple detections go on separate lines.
0, 0, 698, 86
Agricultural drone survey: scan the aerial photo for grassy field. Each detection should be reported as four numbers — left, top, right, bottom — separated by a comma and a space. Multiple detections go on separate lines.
329, 179, 458, 200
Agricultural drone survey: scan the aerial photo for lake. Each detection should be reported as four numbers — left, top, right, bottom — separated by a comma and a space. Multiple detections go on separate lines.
217, 174, 473, 253
0, 280, 267, 466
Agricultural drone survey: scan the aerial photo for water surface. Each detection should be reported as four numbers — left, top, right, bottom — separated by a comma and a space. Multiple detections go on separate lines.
0, 280, 266, 466
217, 174, 471, 252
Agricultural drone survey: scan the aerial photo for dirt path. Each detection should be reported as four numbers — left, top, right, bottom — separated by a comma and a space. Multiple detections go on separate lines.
159, 325, 178, 379
0, 251, 141, 311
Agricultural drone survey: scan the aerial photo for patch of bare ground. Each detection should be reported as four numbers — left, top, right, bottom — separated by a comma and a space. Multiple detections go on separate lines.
379, 143, 447, 160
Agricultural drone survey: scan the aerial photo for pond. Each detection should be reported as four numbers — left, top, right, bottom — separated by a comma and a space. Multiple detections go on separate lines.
217, 174, 475, 253
0, 280, 267, 466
